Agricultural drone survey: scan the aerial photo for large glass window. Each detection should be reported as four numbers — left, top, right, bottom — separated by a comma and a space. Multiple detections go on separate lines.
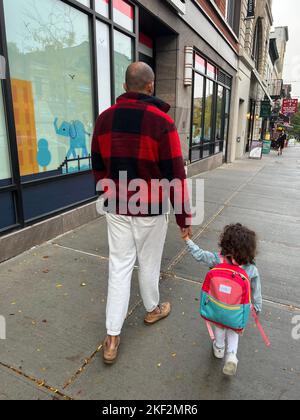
190, 53, 231, 163
0, 86, 11, 184
4, 0, 94, 179
114, 30, 133, 99
96, 21, 111, 114
216, 86, 224, 141
192, 74, 204, 146
204, 80, 214, 142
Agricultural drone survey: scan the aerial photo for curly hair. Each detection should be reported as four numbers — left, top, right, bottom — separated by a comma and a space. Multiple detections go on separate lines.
219, 223, 257, 265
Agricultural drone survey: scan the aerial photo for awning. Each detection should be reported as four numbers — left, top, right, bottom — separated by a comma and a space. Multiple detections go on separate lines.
252, 69, 273, 104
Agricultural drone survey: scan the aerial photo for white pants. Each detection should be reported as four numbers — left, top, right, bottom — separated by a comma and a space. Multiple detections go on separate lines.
215, 327, 239, 355
106, 214, 169, 336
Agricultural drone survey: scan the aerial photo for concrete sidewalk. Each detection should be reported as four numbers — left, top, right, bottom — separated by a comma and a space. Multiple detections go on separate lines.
0, 147, 300, 400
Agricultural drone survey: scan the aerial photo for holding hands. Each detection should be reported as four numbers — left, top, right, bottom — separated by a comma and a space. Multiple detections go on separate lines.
181, 227, 193, 242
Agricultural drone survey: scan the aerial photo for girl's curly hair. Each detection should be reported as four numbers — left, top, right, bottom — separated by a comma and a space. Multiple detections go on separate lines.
219, 223, 257, 265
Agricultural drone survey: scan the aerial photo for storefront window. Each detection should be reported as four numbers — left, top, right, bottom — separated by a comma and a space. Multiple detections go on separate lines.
0, 86, 11, 184
114, 30, 133, 99
223, 89, 230, 156
216, 86, 224, 141
96, 0, 110, 18
192, 74, 204, 146
4, 0, 94, 180
204, 80, 214, 142
97, 21, 111, 114
190, 52, 231, 163
113, 0, 134, 32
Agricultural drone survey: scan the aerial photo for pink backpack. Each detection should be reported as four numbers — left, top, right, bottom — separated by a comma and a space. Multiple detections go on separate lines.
200, 260, 251, 333
200, 257, 271, 347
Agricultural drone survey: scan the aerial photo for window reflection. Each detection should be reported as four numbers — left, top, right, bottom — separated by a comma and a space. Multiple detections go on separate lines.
114, 30, 133, 99
4, 0, 94, 179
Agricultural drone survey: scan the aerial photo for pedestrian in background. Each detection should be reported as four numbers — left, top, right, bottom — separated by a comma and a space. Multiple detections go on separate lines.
277, 130, 287, 156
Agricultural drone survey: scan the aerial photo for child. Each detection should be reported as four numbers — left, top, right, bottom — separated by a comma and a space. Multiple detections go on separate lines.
183, 223, 262, 376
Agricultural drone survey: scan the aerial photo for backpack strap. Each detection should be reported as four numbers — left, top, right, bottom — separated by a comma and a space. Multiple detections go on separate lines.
251, 307, 271, 348
205, 321, 215, 341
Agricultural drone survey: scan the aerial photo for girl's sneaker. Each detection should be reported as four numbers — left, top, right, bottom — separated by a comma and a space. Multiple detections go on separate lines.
223, 353, 238, 376
213, 341, 225, 359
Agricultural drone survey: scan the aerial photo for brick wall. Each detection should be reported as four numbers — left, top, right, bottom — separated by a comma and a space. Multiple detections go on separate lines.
195, 0, 239, 52
214, 0, 226, 17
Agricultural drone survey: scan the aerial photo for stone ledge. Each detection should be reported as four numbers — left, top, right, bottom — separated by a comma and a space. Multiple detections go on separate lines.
0, 201, 99, 263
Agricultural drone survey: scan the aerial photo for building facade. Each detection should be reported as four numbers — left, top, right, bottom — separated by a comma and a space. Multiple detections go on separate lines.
1, 0, 287, 260
230, 0, 273, 160
0, 0, 242, 247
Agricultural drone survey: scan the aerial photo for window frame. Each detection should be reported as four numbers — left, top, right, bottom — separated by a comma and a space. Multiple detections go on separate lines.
189, 51, 231, 164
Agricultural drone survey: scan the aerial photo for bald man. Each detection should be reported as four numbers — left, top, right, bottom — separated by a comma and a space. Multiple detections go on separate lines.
92, 62, 191, 364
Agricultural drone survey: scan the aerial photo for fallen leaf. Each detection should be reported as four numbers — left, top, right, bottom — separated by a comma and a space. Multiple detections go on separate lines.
56, 284, 63, 289
80, 283, 87, 287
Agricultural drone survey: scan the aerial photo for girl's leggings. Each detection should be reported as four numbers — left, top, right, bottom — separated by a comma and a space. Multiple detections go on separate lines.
215, 327, 239, 355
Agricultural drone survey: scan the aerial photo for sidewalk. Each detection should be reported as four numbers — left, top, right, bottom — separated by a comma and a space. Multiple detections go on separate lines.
0, 147, 300, 400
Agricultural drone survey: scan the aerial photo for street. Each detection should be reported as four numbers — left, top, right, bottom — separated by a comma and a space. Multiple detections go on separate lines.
0, 146, 299, 400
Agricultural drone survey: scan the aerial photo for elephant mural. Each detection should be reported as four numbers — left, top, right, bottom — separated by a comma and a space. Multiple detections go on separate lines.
54, 118, 90, 159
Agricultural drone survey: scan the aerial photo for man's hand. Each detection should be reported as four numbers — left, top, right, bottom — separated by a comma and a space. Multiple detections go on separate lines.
181, 227, 193, 241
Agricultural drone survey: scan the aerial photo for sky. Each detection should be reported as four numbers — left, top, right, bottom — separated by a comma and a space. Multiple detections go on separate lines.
272, 0, 300, 98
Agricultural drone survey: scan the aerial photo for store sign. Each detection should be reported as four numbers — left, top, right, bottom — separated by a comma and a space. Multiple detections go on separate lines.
165, 0, 186, 15
0, 55, 6, 79
260, 100, 272, 118
247, 0, 255, 18
282, 99, 299, 115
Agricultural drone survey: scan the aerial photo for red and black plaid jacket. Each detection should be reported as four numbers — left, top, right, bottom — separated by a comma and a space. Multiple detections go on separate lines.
91, 92, 191, 228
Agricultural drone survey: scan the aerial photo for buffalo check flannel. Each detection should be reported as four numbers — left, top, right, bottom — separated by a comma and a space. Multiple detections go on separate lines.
91, 92, 191, 228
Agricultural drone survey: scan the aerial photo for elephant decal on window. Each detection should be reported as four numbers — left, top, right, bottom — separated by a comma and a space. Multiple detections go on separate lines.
54, 118, 91, 159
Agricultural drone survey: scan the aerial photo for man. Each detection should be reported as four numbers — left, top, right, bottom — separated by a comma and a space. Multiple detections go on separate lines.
92, 62, 192, 364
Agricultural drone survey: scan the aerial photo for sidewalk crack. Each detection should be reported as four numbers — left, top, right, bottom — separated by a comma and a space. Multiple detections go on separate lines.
0, 361, 73, 400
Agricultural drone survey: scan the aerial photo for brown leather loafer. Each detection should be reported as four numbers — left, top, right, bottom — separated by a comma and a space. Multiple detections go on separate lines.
103, 336, 121, 365
144, 302, 171, 325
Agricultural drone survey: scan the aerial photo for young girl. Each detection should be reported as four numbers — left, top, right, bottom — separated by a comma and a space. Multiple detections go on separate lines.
183, 223, 262, 376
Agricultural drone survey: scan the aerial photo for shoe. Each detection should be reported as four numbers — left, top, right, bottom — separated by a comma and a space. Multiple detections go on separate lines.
103, 336, 121, 365
213, 341, 225, 359
144, 303, 171, 325
223, 352, 238, 376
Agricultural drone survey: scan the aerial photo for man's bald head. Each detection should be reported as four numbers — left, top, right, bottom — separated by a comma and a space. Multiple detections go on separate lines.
125, 62, 155, 95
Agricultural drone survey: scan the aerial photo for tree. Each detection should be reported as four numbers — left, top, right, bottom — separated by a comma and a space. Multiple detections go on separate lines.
290, 105, 300, 140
